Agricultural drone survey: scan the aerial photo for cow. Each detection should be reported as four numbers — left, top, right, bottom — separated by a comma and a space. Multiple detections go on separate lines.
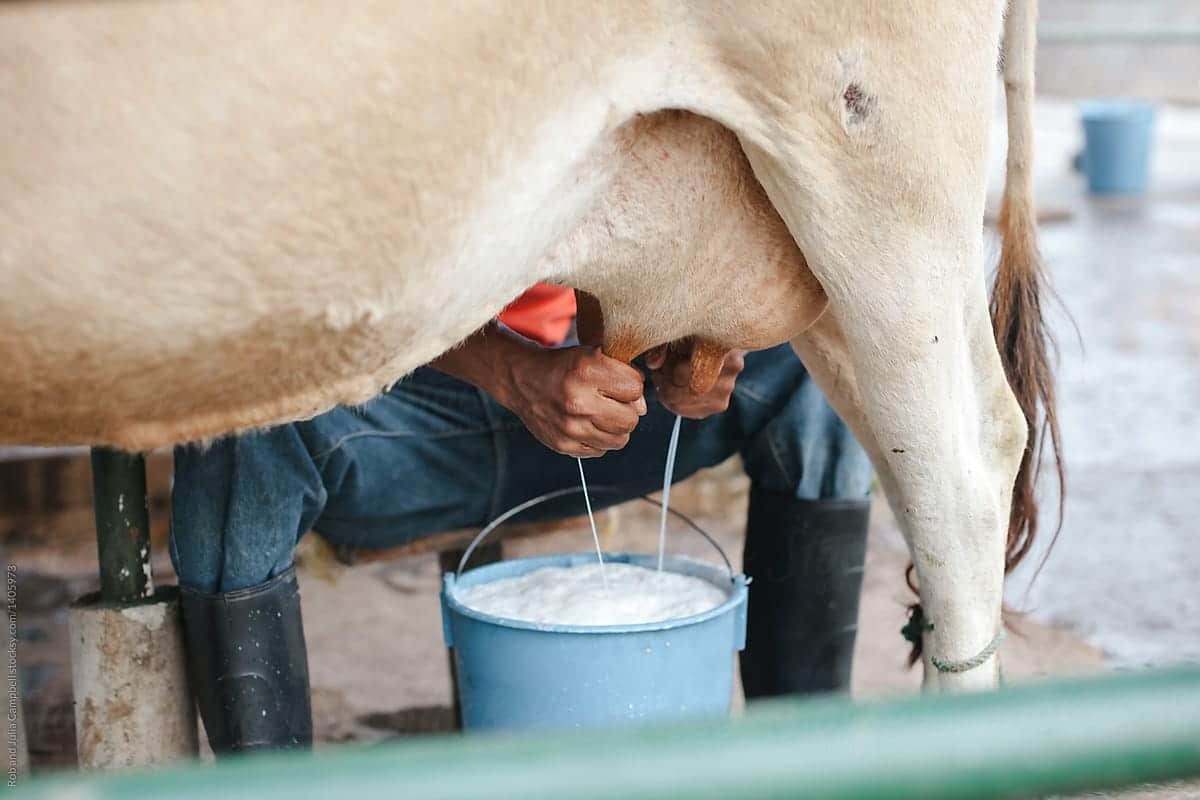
0, 0, 1059, 691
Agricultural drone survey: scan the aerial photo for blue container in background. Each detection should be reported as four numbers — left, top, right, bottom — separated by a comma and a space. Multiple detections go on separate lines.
441, 552, 748, 731
1080, 100, 1156, 195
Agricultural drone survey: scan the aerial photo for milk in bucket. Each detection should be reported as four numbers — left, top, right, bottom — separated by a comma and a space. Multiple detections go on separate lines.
458, 561, 728, 626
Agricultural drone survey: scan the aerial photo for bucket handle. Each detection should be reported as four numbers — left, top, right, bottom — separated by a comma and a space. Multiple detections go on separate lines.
455, 485, 735, 579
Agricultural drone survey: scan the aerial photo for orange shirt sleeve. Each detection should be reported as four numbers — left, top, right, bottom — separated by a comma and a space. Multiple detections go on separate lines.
497, 283, 577, 346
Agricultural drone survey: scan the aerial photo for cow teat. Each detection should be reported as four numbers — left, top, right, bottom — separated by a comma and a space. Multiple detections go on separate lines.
550, 110, 828, 387
576, 290, 731, 395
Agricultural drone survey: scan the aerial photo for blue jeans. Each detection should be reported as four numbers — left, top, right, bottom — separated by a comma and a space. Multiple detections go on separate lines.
170, 344, 872, 593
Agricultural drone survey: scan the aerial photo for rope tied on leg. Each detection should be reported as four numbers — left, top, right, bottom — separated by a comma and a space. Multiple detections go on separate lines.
931, 628, 1006, 674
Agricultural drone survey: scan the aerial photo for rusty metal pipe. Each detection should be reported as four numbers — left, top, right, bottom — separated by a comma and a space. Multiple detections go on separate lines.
90, 448, 153, 603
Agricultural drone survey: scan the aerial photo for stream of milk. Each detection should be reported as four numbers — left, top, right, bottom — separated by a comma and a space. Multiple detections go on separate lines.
458, 419, 720, 623
575, 457, 608, 588
461, 416, 718, 626
657, 415, 683, 571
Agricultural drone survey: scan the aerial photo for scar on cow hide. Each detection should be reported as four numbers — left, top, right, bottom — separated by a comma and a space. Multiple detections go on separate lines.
842, 83, 874, 127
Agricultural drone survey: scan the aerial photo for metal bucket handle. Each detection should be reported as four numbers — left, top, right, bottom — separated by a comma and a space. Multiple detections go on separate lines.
455, 485, 735, 579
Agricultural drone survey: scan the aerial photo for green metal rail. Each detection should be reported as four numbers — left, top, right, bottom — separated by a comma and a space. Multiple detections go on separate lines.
1039, 25, 1200, 44
18, 665, 1200, 799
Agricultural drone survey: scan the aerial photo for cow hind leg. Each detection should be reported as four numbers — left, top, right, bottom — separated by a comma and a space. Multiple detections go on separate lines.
791, 236, 1026, 692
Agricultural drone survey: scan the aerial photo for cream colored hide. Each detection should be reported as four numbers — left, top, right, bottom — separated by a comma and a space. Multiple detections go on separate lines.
0, 13, 820, 450
0, 1, 1046, 691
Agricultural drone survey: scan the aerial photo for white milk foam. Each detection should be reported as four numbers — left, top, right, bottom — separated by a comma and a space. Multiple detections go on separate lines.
458, 562, 728, 626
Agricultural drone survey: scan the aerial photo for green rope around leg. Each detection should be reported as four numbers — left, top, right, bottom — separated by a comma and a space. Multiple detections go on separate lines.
931, 629, 1006, 674
902, 607, 1005, 675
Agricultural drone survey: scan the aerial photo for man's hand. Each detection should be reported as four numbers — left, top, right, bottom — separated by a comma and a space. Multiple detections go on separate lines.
646, 345, 745, 419
430, 324, 647, 458
502, 346, 646, 457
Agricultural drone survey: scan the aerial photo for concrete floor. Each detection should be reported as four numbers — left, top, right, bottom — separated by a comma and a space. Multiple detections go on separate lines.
295, 477, 1108, 740
989, 99, 1200, 671
295, 475, 1191, 800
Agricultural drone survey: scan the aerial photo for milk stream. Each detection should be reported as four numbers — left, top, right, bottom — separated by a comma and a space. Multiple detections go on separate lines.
474, 425, 719, 626
577, 412, 680, 590
657, 414, 683, 571
575, 457, 608, 588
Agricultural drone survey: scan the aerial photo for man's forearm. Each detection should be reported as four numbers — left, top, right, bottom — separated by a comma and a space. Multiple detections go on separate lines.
428, 322, 527, 407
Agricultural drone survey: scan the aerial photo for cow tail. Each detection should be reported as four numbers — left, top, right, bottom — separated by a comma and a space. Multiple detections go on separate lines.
992, 0, 1064, 583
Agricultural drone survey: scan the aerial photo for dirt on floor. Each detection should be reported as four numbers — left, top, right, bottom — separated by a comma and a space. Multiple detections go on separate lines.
302, 470, 1196, 800
296, 467, 1109, 742
4, 458, 1194, 798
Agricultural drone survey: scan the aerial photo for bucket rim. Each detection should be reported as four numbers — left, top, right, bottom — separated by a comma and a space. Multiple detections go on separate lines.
1079, 99, 1157, 122
442, 552, 748, 636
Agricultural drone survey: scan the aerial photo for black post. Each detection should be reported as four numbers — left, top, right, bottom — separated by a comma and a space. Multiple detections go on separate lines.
90, 447, 153, 604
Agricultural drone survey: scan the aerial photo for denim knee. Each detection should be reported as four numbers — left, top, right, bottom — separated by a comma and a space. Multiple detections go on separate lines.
170, 424, 327, 593
737, 347, 873, 501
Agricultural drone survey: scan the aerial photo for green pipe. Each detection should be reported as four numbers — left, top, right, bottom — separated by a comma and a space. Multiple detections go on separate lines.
1040, 25, 1200, 44
18, 665, 1200, 799
90, 447, 153, 604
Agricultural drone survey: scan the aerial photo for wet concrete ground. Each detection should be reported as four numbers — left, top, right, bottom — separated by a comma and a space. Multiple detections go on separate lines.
993, 100, 1200, 670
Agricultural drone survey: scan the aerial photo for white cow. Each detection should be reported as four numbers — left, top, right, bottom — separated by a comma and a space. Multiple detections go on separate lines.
0, 0, 1059, 690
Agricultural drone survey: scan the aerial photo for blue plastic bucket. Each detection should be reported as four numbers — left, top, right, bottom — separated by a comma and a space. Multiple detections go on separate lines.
1080, 100, 1156, 195
441, 551, 748, 731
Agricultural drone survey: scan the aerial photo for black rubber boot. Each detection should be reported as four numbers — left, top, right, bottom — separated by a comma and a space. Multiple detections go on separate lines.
739, 488, 870, 698
180, 566, 313, 754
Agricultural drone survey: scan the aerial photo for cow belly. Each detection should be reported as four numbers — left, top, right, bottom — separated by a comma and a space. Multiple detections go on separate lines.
0, 3, 826, 450
0, 147, 622, 450
0, 82, 646, 447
